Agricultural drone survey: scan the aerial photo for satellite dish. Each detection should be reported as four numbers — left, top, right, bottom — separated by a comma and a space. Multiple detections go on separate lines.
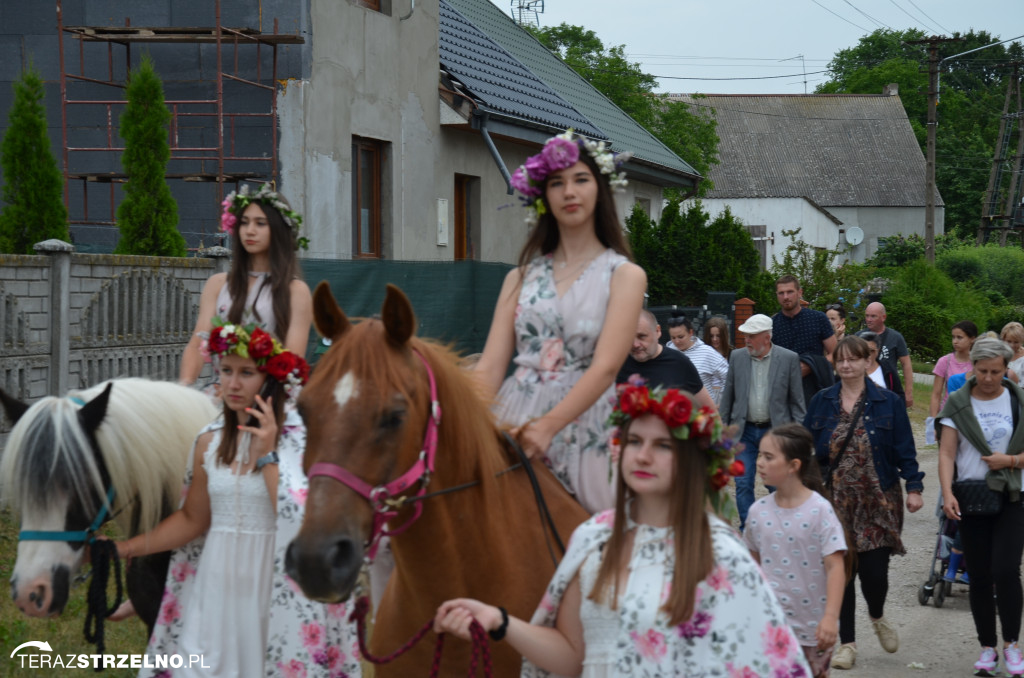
846, 226, 864, 246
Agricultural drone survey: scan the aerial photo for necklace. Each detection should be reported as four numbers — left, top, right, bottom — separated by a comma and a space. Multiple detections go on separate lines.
552, 249, 604, 285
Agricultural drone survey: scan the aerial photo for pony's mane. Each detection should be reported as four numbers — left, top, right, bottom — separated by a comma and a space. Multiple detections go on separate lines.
315, 319, 509, 485
0, 378, 218, 535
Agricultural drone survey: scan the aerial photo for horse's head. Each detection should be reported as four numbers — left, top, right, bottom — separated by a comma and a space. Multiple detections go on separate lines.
286, 282, 441, 602
0, 384, 114, 617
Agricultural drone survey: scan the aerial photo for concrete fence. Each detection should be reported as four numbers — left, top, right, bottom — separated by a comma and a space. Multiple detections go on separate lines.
0, 240, 229, 434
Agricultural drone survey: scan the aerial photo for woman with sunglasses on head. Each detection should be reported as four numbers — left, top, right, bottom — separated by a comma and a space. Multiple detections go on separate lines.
666, 312, 729, 406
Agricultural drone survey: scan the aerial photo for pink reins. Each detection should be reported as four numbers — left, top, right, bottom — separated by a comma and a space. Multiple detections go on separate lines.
307, 348, 441, 561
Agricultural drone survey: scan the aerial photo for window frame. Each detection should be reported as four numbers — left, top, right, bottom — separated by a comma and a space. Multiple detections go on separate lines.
352, 137, 383, 259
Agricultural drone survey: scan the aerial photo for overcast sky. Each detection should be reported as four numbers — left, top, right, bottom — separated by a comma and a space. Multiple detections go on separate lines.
489, 0, 1023, 95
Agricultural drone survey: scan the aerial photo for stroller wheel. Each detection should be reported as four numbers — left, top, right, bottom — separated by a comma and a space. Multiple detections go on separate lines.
935, 581, 946, 608
918, 582, 931, 605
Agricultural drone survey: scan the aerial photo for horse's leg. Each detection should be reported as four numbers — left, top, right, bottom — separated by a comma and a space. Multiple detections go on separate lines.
126, 551, 171, 638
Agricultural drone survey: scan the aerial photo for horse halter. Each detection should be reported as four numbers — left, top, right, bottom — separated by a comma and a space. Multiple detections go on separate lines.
19, 487, 117, 544
307, 348, 441, 562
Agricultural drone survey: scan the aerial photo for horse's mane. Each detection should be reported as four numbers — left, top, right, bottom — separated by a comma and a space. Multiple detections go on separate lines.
315, 319, 509, 486
0, 378, 218, 535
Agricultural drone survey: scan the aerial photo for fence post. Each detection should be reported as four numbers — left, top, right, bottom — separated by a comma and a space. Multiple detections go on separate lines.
34, 239, 74, 396
199, 246, 231, 275
733, 298, 755, 349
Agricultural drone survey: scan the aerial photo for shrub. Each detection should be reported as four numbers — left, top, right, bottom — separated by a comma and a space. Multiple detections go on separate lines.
0, 66, 69, 253
937, 244, 1024, 306
881, 259, 992, 361
114, 56, 185, 257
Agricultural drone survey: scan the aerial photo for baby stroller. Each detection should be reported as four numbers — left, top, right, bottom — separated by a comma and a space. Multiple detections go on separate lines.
918, 511, 968, 608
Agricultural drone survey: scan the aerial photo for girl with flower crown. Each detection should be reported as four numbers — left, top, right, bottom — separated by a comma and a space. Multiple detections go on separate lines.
475, 130, 647, 514
116, 322, 360, 678
179, 184, 313, 386
434, 385, 811, 677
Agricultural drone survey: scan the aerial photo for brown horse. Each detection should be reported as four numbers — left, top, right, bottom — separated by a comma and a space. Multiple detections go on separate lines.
285, 283, 589, 677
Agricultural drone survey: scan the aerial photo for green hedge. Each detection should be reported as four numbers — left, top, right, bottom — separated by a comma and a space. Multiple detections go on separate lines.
937, 244, 1024, 306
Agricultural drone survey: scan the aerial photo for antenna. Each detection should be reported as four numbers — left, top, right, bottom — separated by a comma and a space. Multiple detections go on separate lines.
510, 0, 545, 27
779, 54, 807, 94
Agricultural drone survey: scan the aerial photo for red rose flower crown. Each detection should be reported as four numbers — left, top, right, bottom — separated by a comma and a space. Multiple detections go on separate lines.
201, 316, 310, 394
608, 377, 744, 520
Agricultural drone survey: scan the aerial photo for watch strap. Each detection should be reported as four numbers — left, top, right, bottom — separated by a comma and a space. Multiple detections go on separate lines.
256, 451, 279, 470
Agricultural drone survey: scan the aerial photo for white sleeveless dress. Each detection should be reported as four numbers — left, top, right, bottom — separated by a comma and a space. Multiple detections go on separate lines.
215, 272, 276, 334
175, 434, 276, 677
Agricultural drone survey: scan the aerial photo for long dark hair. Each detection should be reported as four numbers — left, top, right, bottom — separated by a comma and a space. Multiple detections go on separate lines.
590, 411, 714, 625
703, 316, 732, 359
227, 195, 301, 338
216, 373, 287, 468
516, 150, 632, 271
766, 423, 856, 581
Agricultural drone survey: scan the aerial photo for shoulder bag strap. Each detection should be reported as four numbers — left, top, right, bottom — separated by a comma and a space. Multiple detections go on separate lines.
824, 392, 867, 493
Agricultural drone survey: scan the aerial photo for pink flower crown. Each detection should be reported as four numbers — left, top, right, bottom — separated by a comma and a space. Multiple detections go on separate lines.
608, 377, 743, 518
219, 183, 309, 250
510, 129, 630, 226
201, 317, 310, 393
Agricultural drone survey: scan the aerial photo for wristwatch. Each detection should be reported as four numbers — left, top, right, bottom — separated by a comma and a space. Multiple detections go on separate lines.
255, 451, 279, 470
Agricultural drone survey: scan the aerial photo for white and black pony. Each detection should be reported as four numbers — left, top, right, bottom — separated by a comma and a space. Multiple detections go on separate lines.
0, 378, 217, 635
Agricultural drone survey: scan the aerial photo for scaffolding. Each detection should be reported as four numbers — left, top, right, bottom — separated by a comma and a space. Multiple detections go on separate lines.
56, 0, 303, 239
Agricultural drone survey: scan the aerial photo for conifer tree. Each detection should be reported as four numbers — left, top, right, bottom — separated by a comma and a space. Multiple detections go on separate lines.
114, 55, 185, 256
0, 67, 69, 254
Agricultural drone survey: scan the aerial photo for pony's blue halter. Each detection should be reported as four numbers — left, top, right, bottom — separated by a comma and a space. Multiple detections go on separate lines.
19, 395, 118, 544
19, 486, 117, 544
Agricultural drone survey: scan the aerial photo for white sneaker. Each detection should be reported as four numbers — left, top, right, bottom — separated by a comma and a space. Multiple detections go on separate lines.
831, 644, 856, 670
871, 617, 898, 653
974, 647, 997, 676
1004, 642, 1024, 677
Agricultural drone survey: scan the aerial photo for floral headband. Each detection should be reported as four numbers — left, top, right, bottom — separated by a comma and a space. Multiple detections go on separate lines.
201, 317, 310, 394
509, 129, 630, 226
220, 183, 309, 250
608, 377, 744, 519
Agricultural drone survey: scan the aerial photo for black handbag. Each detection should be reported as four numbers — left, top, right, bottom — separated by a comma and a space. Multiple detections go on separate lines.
952, 479, 1005, 517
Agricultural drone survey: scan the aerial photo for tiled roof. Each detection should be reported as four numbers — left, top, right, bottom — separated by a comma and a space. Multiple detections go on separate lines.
442, 0, 699, 183
439, 2, 603, 138
669, 93, 942, 207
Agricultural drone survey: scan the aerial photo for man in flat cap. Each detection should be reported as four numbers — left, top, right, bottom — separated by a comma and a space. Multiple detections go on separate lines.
720, 313, 806, 528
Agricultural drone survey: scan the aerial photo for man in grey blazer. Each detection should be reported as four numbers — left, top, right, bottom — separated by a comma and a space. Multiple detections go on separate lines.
720, 313, 806, 527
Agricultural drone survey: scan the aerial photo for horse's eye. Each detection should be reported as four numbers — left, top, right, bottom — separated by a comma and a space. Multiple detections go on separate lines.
379, 409, 405, 431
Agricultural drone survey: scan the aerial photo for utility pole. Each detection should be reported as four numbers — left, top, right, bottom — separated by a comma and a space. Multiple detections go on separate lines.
978, 63, 1023, 246
908, 36, 959, 263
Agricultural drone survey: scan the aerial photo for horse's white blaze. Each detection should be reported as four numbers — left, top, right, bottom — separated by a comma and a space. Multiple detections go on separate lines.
11, 503, 79, 589
333, 373, 359, 410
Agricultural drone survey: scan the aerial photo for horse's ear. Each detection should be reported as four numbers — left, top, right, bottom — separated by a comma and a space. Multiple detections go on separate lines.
0, 388, 29, 425
381, 284, 416, 346
78, 383, 113, 436
312, 281, 351, 340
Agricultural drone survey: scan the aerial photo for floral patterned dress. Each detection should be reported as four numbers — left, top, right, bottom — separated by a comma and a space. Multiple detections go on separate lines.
828, 397, 905, 554
494, 249, 626, 514
523, 511, 811, 678
140, 408, 362, 678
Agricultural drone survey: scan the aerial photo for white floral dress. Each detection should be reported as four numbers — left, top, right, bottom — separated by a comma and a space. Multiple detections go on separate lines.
140, 409, 362, 678
494, 249, 627, 514
523, 511, 811, 678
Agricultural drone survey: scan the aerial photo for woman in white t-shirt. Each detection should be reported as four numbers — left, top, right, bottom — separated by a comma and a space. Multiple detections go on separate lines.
938, 337, 1024, 677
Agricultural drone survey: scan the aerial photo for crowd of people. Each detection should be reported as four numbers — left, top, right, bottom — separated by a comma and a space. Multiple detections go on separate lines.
80, 128, 1024, 677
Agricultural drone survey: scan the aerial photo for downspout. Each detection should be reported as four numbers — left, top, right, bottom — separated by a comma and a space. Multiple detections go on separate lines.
472, 110, 514, 195
400, 0, 415, 20
680, 177, 702, 201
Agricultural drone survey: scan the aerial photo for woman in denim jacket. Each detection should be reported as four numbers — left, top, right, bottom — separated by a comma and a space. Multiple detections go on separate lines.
803, 335, 924, 671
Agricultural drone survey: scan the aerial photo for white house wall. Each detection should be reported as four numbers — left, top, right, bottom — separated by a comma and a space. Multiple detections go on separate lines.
824, 205, 943, 263
692, 197, 840, 267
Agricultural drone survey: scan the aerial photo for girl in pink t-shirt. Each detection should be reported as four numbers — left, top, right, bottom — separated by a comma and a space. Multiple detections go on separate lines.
929, 320, 979, 417
745, 423, 849, 677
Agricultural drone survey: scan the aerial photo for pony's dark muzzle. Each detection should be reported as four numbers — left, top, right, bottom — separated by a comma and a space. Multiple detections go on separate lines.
285, 534, 363, 603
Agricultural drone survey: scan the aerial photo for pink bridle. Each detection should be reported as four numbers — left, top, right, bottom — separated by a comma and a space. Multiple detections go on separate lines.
307, 348, 441, 562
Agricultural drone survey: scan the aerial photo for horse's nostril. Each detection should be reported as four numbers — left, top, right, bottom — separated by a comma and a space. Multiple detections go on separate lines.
328, 538, 357, 574
28, 591, 37, 602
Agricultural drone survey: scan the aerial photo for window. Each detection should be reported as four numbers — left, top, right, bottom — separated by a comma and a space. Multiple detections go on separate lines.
453, 174, 481, 260
352, 0, 391, 13
352, 137, 383, 258
745, 224, 769, 270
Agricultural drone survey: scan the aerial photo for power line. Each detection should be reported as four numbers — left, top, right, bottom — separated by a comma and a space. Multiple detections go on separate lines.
809, 0, 870, 32
886, 0, 937, 35
651, 70, 830, 81
905, 0, 952, 35
840, 0, 890, 30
